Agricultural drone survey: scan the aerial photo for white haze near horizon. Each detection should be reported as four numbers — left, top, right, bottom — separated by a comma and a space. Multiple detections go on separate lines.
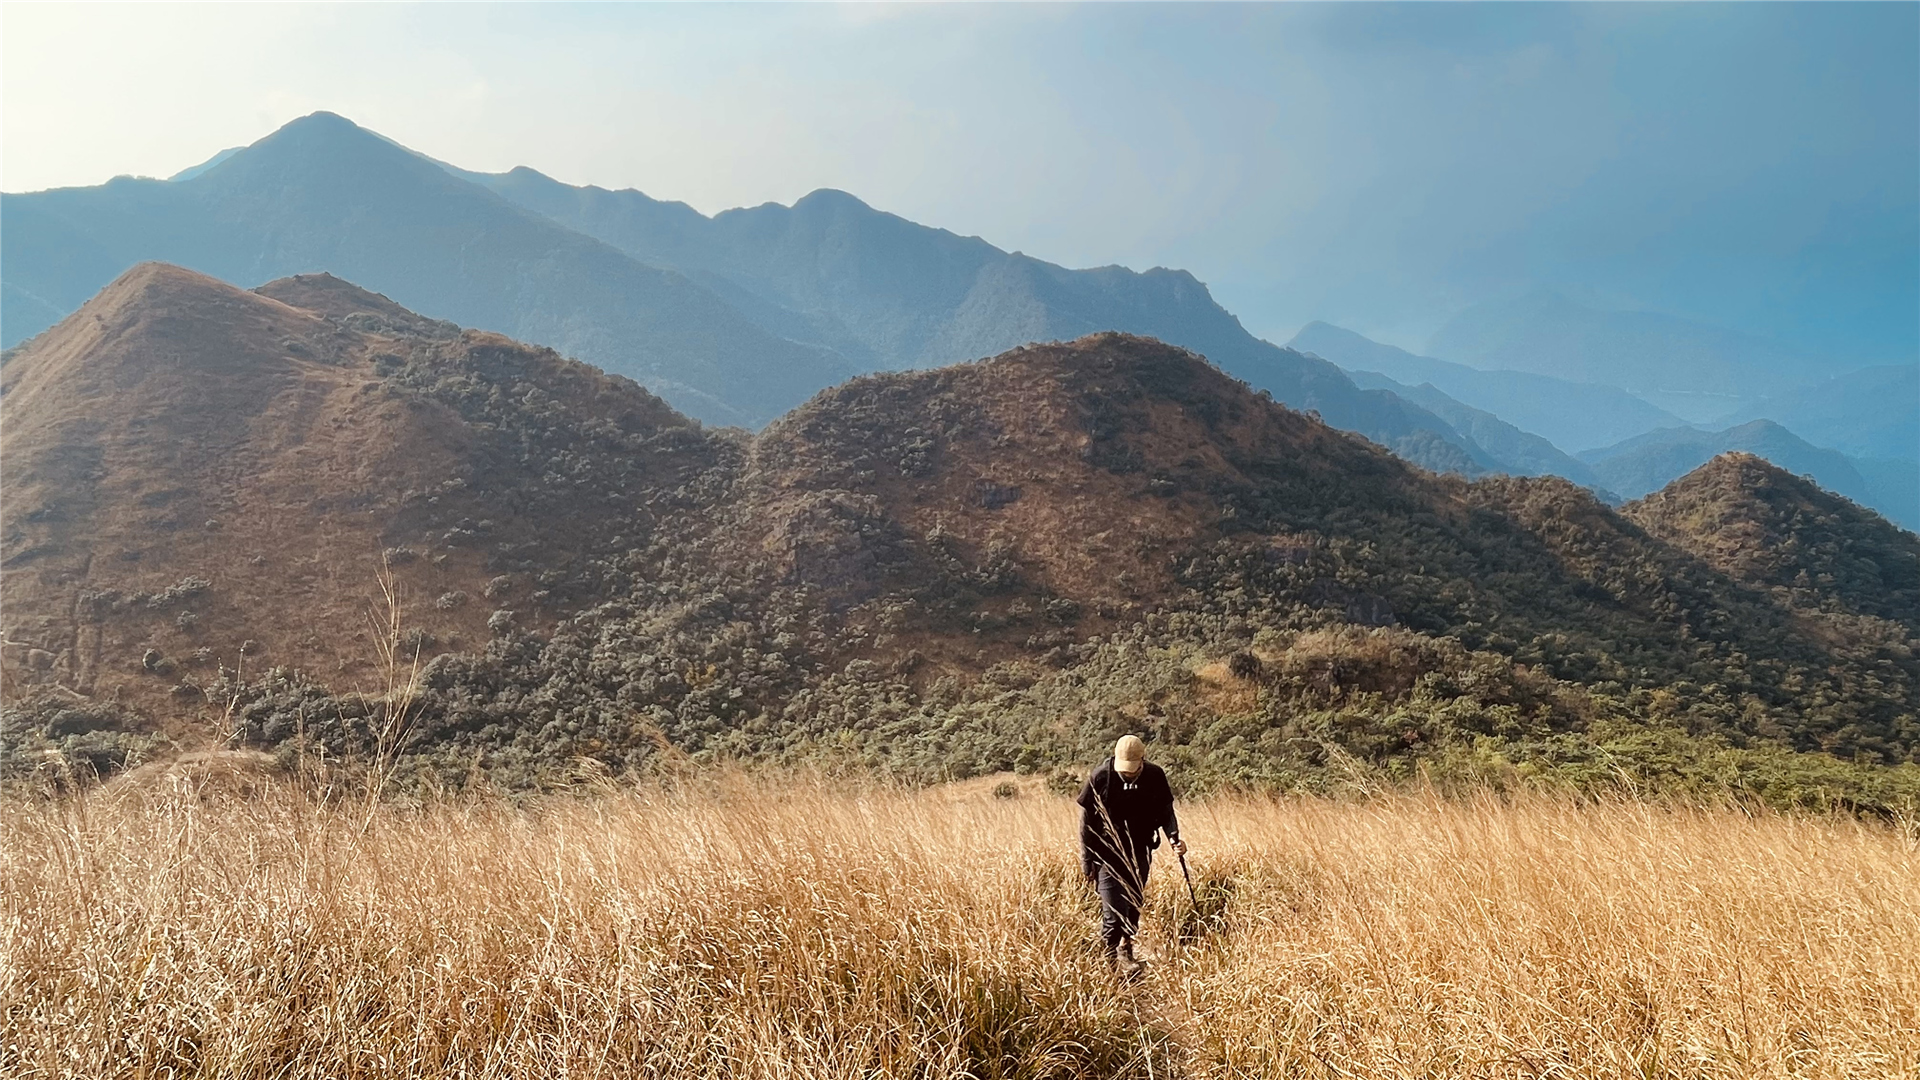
2, 2, 1914, 368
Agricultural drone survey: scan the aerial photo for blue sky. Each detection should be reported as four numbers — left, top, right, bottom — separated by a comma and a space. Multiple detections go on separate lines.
3, 3, 1913, 366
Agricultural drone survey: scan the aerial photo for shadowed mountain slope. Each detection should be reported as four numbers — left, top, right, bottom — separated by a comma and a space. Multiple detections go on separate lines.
5, 271, 1916, 791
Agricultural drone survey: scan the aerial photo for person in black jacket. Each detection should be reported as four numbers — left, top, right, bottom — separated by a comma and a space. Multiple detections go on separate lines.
1077, 734, 1183, 972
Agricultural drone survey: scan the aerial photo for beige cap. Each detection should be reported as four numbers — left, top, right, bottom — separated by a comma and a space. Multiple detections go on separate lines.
1114, 734, 1146, 771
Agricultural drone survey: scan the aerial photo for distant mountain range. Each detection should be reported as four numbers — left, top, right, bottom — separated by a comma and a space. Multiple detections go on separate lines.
7, 112, 1908, 525
1718, 365, 1918, 463
2, 113, 850, 427
1581, 420, 1919, 531
1296, 320, 1917, 530
1582, 420, 1867, 501
1289, 321, 1684, 453
1426, 290, 1829, 422
4, 112, 1510, 479
1337, 369, 1606, 492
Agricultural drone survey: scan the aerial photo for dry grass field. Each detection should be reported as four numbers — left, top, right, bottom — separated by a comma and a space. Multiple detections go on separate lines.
2, 768, 1916, 1079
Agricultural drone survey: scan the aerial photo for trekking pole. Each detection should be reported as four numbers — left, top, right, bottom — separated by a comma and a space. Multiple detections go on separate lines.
1178, 848, 1198, 910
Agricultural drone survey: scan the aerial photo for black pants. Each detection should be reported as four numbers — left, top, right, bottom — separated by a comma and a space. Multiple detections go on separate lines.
1095, 860, 1149, 950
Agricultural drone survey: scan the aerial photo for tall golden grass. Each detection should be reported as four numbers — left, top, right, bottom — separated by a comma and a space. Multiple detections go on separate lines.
2, 769, 1915, 1079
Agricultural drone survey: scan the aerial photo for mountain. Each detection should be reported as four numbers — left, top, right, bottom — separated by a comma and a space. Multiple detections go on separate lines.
1719, 364, 1918, 463
1339, 369, 1606, 491
1289, 321, 1684, 453
1, 112, 850, 426
1580, 418, 1859, 500
451, 164, 1518, 475
0, 263, 724, 712
1573, 421, 1919, 532
5, 114, 1513, 477
6, 269, 1918, 792
1626, 453, 1920, 627
1427, 291, 1826, 423
1851, 457, 1920, 536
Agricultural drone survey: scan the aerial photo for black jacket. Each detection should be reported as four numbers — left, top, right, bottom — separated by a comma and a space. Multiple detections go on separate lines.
1077, 757, 1179, 884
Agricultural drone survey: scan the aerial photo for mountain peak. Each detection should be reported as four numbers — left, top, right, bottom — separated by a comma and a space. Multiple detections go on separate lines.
10, 262, 326, 386
254, 272, 441, 328
202, 110, 422, 179
1722, 418, 1789, 439
101, 259, 233, 298
1628, 452, 1920, 624
793, 188, 872, 214
66, 262, 277, 332
278, 110, 361, 135
1662, 449, 1799, 491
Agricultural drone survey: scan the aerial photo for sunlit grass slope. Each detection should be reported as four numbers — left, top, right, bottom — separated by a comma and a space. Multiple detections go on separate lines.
3, 774, 1915, 1078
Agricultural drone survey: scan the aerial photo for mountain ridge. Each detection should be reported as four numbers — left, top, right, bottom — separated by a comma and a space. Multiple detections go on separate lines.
447, 157, 1527, 476
6, 113, 1536, 479
1297, 321, 1916, 528
1427, 291, 1826, 421
1, 112, 853, 427
1289, 320, 1686, 453
5, 267, 1917, 793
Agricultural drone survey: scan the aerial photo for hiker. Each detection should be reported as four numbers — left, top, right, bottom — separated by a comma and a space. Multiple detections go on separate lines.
1077, 734, 1183, 972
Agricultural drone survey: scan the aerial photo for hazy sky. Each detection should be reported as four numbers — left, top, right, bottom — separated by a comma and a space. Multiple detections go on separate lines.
4, 3, 1914, 364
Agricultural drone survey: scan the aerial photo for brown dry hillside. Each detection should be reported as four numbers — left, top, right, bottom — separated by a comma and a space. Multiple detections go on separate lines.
1, 264, 720, 716
4, 267, 1918, 791
732, 336, 1444, 672
1627, 452, 1920, 626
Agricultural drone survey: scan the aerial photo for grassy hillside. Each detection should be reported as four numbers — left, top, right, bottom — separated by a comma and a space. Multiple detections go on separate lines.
0, 264, 726, 721
5, 776, 1915, 1078
5, 277, 1918, 808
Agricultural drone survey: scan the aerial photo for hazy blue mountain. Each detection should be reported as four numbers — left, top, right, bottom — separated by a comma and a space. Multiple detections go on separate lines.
1851, 457, 1920, 534
1290, 321, 1684, 452
1343, 369, 1605, 491
1577, 419, 1917, 530
0, 112, 852, 426
463, 169, 994, 369
456, 162, 1522, 476
1719, 364, 1918, 463
167, 147, 242, 182
1427, 291, 1827, 423
6, 114, 1514, 474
